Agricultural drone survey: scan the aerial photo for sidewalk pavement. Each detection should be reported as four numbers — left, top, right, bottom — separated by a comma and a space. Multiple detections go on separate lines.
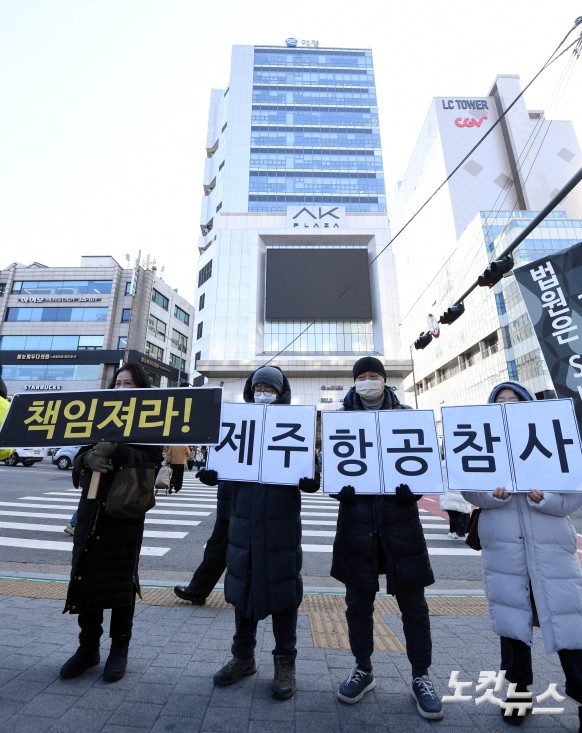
0, 576, 579, 733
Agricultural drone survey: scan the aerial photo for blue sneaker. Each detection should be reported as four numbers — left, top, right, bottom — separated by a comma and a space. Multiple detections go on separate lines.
412, 675, 444, 719
337, 666, 376, 704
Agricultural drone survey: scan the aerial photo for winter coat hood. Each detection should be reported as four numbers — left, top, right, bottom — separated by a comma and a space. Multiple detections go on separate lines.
243, 367, 291, 404
487, 381, 536, 404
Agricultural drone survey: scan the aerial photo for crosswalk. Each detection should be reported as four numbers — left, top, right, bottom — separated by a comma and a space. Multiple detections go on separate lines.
0, 472, 481, 559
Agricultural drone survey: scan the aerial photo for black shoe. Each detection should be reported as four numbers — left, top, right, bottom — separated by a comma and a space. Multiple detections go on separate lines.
174, 585, 206, 605
103, 640, 129, 682
59, 646, 100, 679
213, 657, 257, 686
272, 655, 296, 700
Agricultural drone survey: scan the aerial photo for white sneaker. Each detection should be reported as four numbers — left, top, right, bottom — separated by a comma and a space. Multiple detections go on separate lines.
64, 524, 75, 536
447, 531, 458, 539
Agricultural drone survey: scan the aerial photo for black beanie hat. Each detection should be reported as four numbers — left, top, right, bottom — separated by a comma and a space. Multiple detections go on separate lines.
353, 356, 386, 381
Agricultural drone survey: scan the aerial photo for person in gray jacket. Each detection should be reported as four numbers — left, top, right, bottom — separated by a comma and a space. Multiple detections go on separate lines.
462, 381, 582, 729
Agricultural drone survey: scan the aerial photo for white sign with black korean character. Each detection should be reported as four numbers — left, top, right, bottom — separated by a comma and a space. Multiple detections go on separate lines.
206, 403, 265, 482
260, 405, 316, 485
442, 405, 514, 492
503, 399, 582, 492
378, 410, 443, 494
321, 411, 381, 494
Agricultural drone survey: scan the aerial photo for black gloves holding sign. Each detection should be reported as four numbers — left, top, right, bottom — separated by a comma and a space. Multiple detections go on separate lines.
332, 483, 421, 505
298, 476, 320, 493
196, 469, 219, 486
395, 483, 422, 505
84, 442, 118, 473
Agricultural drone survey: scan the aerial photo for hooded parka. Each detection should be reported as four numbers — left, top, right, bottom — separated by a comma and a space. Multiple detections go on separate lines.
224, 369, 303, 620
330, 386, 435, 594
462, 381, 582, 653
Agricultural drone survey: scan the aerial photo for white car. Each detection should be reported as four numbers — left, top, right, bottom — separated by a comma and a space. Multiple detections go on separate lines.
52, 445, 82, 470
3, 447, 44, 467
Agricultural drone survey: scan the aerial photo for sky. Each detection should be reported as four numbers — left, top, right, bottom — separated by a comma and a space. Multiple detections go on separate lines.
1, 0, 581, 301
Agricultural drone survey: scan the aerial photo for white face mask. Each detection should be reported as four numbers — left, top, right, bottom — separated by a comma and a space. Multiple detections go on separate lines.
355, 380, 384, 401
254, 391, 277, 404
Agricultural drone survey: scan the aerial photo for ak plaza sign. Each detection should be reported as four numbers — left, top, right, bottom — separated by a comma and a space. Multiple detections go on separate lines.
287, 206, 345, 229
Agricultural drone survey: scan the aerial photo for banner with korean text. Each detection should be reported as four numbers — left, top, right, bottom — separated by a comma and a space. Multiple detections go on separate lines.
0, 387, 223, 447
206, 403, 316, 485
513, 242, 582, 428
321, 410, 443, 494
442, 399, 582, 492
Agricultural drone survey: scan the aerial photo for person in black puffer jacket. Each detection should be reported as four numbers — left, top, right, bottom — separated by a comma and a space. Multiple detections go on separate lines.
331, 356, 443, 721
60, 363, 163, 684
198, 366, 319, 701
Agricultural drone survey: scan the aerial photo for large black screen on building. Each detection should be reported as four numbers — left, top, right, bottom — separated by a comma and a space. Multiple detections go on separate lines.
265, 249, 372, 320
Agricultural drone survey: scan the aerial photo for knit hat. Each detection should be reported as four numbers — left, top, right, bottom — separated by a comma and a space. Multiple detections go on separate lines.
352, 356, 386, 381
487, 381, 536, 403
251, 366, 284, 394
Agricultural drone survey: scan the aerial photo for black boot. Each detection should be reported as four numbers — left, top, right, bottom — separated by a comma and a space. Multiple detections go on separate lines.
103, 635, 130, 682
272, 654, 296, 700
501, 685, 531, 726
174, 585, 206, 605
60, 645, 100, 679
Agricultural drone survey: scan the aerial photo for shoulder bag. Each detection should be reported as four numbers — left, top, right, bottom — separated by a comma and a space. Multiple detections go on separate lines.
105, 463, 156, 519
465, 508, 482, 551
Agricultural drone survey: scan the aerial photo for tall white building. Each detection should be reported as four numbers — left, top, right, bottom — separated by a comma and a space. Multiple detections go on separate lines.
390, 74, 582, 419
193, 44, 408, 407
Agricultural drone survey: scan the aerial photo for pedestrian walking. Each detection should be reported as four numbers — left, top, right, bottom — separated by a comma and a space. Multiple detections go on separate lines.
166, 444, 189, 493
463, 380, 582, 729
331, 356, 443, 720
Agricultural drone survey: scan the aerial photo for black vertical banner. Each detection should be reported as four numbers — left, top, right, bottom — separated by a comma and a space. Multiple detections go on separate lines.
513, 241, 582, 428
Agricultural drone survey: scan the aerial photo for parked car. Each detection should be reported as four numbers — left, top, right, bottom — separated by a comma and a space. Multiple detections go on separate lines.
3, 447, 44, 467
52, 445, 82, 470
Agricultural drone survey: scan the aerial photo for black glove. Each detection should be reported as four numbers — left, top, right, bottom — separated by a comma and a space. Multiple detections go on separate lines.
84, 442, 118, 473
299, 476, 320, 493
395, 483, 421, 506
331, 485, 356, 505
196, 469, 218, 486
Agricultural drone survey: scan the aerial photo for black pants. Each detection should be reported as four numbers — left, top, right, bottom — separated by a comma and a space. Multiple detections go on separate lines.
186, 518, 229, 598
170, 463, 184, 492
231, 607, 298, 661
500, 636, 582, 704
345, 585, 432, 677
78, 600, 135, 646
447, 510, 469, 535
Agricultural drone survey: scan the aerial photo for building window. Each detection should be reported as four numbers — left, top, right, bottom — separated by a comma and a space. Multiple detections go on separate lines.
169, 353, 186, 372
195, 351, 201, 364
219, 161, 225, 171
5, 307, 108, 323
118, 336, 127, 349
148, 314, 167, 339
507, 359, 518, 381
10, 280, 113, 295
216, 202, 222, 212
172, 329, 188, 352
125, 281, 132, 295
151, 289, 169, 310
196, 322, 203, 339
146, 371, 161, 387
198, 293, 205, 311
0, 283, 6, 297
192, 375, 205, 387
0, 334, 104, 350
145, 341, 164, 361
121, 308, 131, 323
197, 260, 213, 287
174, 305, 190, 325
221, 122, 227, 132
